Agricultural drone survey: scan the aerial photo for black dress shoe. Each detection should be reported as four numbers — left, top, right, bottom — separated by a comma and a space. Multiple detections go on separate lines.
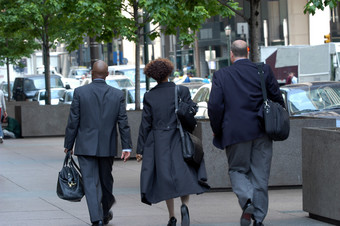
253, 221, 264, 226
167, 217, 177, 226
180, 204, 190, 226
103, 210, 113, 225
241, 200, 255, 226
92, 220, 103, 226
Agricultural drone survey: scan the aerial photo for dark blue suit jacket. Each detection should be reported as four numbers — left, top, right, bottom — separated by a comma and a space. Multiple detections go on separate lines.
208, 59, 284, 149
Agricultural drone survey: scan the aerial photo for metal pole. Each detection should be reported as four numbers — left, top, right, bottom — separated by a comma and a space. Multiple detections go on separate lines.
90, 37, 100, 69
229, 35, 231, 66
283, 18, 288, 46
144, 22, 150, 90
209, 46, 212, 76
263, 20, 268, 47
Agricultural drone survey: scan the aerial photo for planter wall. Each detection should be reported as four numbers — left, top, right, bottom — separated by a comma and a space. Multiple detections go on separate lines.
302, 127, 340, 224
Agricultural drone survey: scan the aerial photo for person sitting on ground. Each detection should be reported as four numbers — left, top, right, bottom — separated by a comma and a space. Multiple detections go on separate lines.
1, 116, 21, 139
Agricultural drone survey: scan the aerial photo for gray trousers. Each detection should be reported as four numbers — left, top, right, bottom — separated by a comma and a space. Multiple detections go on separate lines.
226, 135, 272, 222
78, 156, 115, 223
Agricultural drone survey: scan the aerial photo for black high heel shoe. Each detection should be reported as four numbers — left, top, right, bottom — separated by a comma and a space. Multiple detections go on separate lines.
180, 204, 190, 226
167, 216, 177, 226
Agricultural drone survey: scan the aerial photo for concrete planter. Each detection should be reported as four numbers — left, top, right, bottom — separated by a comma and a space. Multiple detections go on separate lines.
11, 102, 337, 190
196, 117, 336, 189
17, 104, 70, 137
302, 127, 340, 224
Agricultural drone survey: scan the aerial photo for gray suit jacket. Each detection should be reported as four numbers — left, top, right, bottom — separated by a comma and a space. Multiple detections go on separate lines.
64, 79, 132, 157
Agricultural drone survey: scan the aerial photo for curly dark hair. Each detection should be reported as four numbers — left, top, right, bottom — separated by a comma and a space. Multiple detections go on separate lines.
144, 58, 174, 83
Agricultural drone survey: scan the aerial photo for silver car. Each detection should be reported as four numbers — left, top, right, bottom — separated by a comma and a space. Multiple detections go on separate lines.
280, 81, 340, 127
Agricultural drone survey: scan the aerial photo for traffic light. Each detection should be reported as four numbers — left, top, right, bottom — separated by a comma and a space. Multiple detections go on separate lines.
324, 34, 331, 43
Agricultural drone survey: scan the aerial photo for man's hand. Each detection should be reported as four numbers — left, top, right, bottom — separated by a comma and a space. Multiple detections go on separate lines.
64, 148, 73, 154
121, 151, 130, 162
4, 111, 7, 119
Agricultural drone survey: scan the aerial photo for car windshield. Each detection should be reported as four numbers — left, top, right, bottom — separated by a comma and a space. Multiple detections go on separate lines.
29, 77, 64, 90
106, 79, 134, 89
287, 84, 340, 115
193, 87, 210, 103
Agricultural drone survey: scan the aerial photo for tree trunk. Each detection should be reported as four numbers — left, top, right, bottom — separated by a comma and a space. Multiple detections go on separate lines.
133, 1, 141, 110
6, 57, 11, 102
43, 24, 51, 105
249, 0, 261, 62
135, 38, 141, 110
5, 39, 11, 102
194, 32, 201, 77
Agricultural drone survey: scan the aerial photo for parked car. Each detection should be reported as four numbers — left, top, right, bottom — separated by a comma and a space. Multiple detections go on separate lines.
68, 67, 91, 80
108, 65, 157, 88
59, 89, 74, 105
123, 87, 147, 110
192, 83, 211, 119
61, 77, 82, 89
180, 82, 206, 97
280, 81, 340, 127
106, 75, 134, 89
33, 88, 66, 105
80, 75, 135, 90
0, 81, 13, 100
174, 76, 210, 84
12, 75, 64, 101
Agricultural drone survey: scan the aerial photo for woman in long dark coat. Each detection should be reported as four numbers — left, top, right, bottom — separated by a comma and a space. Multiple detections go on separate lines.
136, 58, 209, 226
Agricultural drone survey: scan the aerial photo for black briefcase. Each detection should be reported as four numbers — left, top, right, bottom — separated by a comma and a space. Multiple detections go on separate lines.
56, 151, 84, 202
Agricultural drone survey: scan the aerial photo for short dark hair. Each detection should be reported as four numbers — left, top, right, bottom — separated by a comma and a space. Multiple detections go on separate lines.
231, 41, 248, 57
144, 58, 174, 83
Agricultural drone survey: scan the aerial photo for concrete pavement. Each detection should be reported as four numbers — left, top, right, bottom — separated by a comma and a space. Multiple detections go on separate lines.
0, 137, 333, 226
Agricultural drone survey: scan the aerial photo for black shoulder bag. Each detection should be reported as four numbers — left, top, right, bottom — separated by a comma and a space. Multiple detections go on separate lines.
175, 86, 198, 133
175, 85, 204, 168
56, 151, 84, 202
257, 63, 290, 141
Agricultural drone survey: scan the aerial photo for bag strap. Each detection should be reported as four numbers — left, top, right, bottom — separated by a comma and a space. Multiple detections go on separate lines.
175, 85, 185, 139
257, 62, 268, 103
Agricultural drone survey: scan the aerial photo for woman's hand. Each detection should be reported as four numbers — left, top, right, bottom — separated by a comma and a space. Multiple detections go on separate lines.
136, 154, 143, 162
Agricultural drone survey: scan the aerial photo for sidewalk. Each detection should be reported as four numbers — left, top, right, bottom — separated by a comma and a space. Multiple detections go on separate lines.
0, 137, 333, 226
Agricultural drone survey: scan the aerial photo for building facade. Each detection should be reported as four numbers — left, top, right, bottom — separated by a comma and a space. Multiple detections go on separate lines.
65, 0, 334, 78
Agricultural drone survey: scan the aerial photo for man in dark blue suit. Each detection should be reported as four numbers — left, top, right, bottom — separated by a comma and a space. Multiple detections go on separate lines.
64, 60, 132, 226
208, 40, 284, 226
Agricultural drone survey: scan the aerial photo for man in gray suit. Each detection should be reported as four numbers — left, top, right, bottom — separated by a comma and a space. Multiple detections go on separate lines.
64, 60, 132, 226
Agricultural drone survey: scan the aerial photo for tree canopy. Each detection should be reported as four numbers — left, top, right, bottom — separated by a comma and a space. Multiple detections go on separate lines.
0, 1, 39, 66
0, 0, 238, 105
304, 0, 340, 15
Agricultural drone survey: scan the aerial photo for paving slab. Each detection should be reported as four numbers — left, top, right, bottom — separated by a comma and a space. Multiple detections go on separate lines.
0, 137, 333, 226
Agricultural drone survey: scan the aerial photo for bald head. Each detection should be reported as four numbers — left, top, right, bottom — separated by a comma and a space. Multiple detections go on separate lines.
230, 40, 248, 63
92, 60, 109, 80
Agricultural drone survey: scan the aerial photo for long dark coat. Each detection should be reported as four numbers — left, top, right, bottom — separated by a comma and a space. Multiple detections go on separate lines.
137, 82, 209, 205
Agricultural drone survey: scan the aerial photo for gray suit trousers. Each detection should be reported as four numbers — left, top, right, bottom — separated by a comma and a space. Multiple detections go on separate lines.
78, 156, 115, 223
226, 135, 272, 222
